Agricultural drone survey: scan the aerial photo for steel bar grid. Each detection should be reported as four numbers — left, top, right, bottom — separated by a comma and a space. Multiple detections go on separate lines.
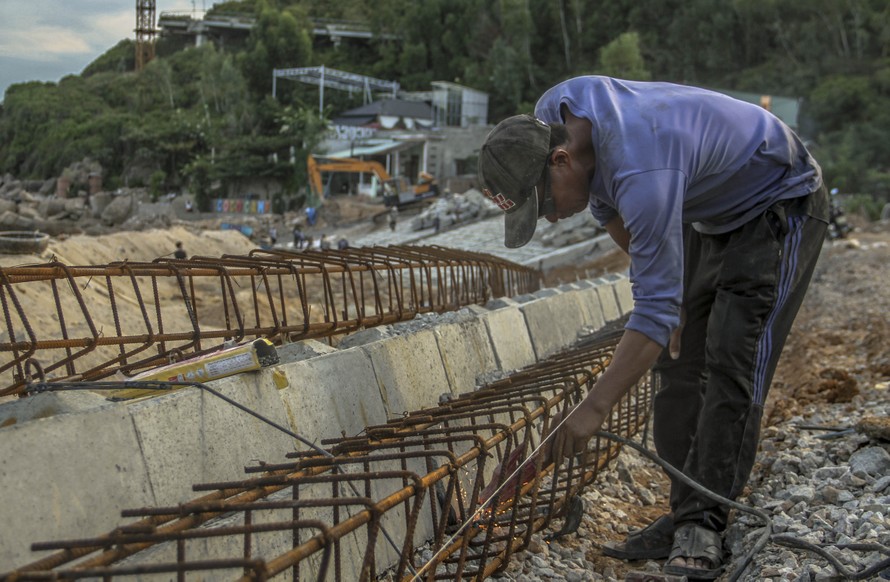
2, 327, 654, 582
0, 246, 539, 396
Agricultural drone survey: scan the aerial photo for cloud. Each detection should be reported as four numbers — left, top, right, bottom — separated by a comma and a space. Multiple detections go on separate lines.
0, 28, 94, 61
0, 0, 203, 99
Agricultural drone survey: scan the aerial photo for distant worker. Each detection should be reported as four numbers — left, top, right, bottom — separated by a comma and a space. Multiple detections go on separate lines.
269, 226, 278, 246
292, 224, 306, 249
388, 206, 399, 232
337, 237, 349, 250
173, 241, 187, 260
319, 233, 331, 250
184, 199, 194, 213
305, 206, 318, 227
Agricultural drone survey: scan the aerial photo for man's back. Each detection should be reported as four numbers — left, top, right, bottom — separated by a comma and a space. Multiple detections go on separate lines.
534, 76, 823, 234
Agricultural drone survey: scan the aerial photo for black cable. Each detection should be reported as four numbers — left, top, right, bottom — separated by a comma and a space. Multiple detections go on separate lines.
596, 430, 890, 581
596, 430, 772, 580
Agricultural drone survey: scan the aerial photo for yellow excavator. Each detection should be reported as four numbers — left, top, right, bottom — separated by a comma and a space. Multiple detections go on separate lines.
307, 155, 438, 207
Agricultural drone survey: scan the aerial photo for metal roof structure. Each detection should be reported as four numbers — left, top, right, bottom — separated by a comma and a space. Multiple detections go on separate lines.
272, 66, 400, 113
324, 139, 419, 159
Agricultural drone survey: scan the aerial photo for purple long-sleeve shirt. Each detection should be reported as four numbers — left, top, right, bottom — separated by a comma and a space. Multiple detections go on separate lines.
534, 76, 822, 347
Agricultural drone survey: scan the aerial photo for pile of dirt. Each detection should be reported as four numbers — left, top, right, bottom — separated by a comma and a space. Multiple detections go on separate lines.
0, 225, 255, 268
315, 195, 386, 226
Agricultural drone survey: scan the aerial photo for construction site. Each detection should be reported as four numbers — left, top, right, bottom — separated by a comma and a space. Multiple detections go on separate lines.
0, 197, 888, 581
0, 1, 888, 581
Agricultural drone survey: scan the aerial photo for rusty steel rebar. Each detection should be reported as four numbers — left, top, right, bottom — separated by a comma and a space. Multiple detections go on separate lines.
2, 326, 655, 581
0, 245, 540, 397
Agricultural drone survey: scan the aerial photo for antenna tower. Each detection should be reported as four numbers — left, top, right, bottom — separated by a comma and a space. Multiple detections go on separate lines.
135, 0, 157, 71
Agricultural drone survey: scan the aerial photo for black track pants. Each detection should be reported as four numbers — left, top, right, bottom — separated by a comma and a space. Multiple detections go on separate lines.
651, 190, 827, 532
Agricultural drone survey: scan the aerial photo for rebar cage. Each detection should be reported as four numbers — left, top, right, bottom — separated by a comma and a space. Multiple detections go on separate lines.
3, 327, 654, 582
0, 245, 540, 397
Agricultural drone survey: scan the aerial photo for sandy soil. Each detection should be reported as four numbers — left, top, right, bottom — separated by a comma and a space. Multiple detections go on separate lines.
0, 225, 256, 268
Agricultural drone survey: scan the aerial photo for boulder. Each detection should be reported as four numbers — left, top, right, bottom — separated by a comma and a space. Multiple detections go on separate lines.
90, 191, 113, 218
101, 194, 134, 226
0, 211, 35, 229
17, 205, 42, 221
39, 179, 56, 196
22, 180, 44, 193
0, 182, 23, 200
38, 198, 68, 218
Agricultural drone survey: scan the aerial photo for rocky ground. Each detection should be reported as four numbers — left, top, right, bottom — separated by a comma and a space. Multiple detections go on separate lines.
489, 224, 890, 581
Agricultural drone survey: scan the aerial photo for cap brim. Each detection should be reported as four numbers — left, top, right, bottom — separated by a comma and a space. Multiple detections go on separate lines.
503, 187, 539, 248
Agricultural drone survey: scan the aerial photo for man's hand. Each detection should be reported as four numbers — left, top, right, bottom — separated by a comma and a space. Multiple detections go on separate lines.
543, 330, 664, 469
546, 394, 609, 469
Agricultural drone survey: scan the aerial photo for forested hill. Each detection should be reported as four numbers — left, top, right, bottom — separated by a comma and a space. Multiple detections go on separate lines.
0, 0, 887, 211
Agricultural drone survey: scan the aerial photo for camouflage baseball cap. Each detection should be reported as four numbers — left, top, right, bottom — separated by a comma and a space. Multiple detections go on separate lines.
478, 114, 551, 248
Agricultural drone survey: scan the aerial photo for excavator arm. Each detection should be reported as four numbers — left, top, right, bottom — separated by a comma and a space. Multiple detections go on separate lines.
307, 155, 392, 199
307, 154, 438, 207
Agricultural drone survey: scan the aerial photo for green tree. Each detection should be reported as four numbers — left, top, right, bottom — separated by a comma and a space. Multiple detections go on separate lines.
82, 40, 136, 77
1, 0, 888, 208
240, 1, 314, 96
598, 32, 651, 80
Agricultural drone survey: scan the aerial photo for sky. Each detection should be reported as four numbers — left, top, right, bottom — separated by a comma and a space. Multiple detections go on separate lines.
0, 0, 206, 102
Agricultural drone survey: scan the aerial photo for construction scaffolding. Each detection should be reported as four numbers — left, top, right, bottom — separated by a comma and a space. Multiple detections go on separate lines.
135, 0, 158, 71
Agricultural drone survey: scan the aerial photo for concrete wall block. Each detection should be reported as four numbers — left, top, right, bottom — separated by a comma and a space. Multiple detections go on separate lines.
119, 490, 366, 579
337, 326, 393, 349
476, 307, 536, 373
367, 475, 431, 573
484, 296, 520, 310
519, 292, 587, 360
277, 349, 388, 442
0, 389, 109, 426
432, 319, 498, 395
461, 304, 489, 316
593, 277, 622, 322
252, 484, 364, 577
0, 407, 153, 568
569, 285, 607, 331
359, 330, 451, 417
604, 273, 634, 314
512, 293, 538, 304
128, 370, 295, 508
531, 288, 560, 299
277, 338, 339, 364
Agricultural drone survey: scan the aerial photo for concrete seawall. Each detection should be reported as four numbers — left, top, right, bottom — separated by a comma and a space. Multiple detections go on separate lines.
0, 273, 634, 571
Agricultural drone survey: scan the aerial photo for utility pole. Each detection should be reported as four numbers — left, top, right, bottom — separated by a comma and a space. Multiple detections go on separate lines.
135, 0, 157, 71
